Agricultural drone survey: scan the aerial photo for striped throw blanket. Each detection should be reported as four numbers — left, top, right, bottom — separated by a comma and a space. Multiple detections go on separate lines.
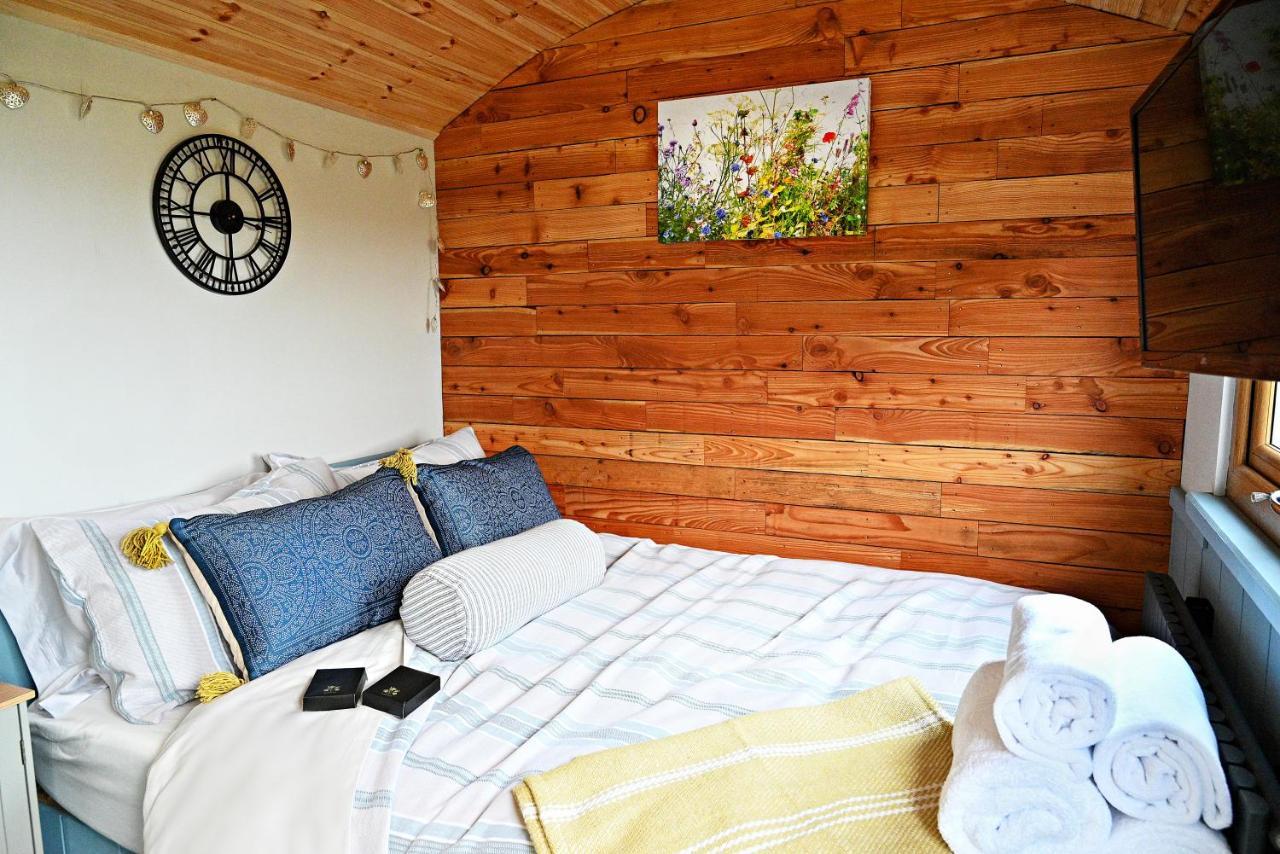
513, 677, 952, 854
350, 535, 1021, 852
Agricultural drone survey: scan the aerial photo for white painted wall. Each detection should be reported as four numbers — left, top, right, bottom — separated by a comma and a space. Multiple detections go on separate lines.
1181, 373, 1236, 495
0, 14, 442, 515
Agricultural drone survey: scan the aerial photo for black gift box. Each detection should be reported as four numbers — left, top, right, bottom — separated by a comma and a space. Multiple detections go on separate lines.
362, 666, 440, 718
302, 668, 367, 711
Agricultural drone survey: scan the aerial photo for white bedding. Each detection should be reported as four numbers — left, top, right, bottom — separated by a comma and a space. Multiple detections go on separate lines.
142, 534, 1025, 854
30, 689, 191, 850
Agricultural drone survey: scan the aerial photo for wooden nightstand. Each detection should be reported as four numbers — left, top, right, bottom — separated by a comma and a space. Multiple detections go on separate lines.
0, 684, 42, 854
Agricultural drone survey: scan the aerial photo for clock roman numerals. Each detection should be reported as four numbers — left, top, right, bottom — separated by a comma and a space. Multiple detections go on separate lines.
193, 149, 218, 179
173, 226, 201, 252
193, 247, 217, 276
154, 134, 289, 295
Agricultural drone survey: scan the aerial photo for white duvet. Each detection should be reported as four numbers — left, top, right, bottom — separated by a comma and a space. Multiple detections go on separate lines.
144, 534, 1025, 853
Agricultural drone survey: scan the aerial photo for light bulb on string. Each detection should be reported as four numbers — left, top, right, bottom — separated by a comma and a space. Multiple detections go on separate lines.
1, 78, 30, 109
139, 107, 164, 133
183, 101, 208, 127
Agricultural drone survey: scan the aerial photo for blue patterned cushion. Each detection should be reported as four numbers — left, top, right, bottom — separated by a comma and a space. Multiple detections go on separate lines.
169, 468, 441, 679
414, 446, 561, 556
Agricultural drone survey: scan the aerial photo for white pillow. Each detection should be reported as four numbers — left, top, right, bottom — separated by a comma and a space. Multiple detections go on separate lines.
32, 459, 337, 723
264, 426, 486, 486
0, 470, 259, 718
401, 519, 606, 661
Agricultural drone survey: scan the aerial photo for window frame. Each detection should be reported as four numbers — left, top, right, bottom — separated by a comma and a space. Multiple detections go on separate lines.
1245, 381, 1280, 484
1229, 379, 1280, 537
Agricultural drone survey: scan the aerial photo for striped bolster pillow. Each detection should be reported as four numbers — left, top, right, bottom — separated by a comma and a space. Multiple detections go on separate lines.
400, 519, 606, 660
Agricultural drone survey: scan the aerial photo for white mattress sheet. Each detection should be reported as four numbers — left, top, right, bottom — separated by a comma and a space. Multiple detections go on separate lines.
30, 688, 191, 851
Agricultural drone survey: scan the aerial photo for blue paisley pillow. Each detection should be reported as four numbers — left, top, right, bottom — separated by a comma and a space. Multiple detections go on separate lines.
414, 446, 560, 556
169, 468, 440, 679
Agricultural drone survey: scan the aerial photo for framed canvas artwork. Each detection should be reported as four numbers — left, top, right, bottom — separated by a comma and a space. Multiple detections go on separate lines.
657, 78, 870, 244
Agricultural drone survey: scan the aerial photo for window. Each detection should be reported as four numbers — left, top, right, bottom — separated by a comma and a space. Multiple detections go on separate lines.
1229, 380, 1280, 536
1243, 382, 1280, 485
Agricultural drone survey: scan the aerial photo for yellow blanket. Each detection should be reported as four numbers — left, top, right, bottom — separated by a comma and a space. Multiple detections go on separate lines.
513, 677, 953, 853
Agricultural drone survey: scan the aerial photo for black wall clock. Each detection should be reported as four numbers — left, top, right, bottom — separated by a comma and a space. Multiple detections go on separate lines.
152, 133, 291, 295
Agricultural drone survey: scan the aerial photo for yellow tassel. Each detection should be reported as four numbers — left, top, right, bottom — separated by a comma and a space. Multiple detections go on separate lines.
120, 522, 173, 569
195, 671, 244, 703
379, 447, 419, 486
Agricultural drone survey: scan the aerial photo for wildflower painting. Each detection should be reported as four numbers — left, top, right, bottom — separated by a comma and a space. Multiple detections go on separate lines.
657, 79, 870, 244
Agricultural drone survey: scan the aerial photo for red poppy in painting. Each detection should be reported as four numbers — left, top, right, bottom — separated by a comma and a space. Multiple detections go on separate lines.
1245, 60, 1262, 73
822, 131, 837, 143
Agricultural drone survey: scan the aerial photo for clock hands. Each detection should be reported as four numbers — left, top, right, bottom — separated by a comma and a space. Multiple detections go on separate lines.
240, 214, 284, 229
189, 210, 279, 229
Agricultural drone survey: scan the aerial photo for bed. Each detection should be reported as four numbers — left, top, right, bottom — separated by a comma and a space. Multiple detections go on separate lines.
18, 532, 1026, 853
29, 691, 188, 851
10, 527, 1280, 853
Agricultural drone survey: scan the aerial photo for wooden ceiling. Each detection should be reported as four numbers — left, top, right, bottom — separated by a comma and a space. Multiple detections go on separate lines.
0, 0, 641, 135
1065, 0, 1218, 32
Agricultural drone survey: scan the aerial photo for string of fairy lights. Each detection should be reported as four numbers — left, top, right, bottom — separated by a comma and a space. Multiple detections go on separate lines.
0, 73, 437, 209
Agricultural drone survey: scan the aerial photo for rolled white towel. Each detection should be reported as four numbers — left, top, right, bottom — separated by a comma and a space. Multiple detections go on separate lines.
993, 594, 1116, 778
1092, 636, 1232, 829
1106, 812, 1230, 853
939, 661, 1112, 854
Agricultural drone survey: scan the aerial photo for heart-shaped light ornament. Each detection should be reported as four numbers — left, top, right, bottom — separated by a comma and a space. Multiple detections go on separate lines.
183, 101, 208, 127
139, 108, 165, 134
1, 80, 30, 110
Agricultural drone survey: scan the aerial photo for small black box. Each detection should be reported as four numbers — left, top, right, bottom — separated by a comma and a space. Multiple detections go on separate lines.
362, 666, 440, 718
303, 668, 367, 711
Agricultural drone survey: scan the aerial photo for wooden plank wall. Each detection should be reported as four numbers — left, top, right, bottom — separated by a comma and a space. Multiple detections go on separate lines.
434, 0, 1194, 630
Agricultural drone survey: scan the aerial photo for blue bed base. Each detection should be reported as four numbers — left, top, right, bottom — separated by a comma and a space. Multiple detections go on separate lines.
1, 612, 123, 853
0, 450, 396, 854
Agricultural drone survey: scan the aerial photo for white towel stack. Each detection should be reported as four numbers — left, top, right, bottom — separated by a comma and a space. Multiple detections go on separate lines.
939, 594, 1233, 854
